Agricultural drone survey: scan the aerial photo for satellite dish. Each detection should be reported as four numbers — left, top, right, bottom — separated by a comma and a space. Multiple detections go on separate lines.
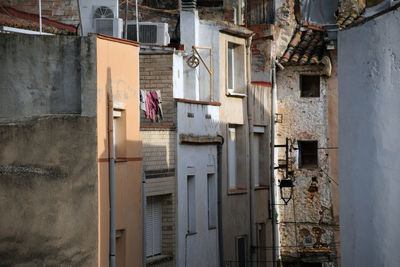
93, 6, 114, 19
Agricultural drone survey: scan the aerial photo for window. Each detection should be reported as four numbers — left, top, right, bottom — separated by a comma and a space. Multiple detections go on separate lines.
207, 174, 217, 228
145, 196, 162, 257
298, 141, 318, 168
236, 236, 247, 267
228, 127, 237, 188
113, 109, 126, 159
300, 75, 320, 97
187, 175, 196, 233
228, 125, 246, 191
252, 127, 269, 187
227, 42, 245, 95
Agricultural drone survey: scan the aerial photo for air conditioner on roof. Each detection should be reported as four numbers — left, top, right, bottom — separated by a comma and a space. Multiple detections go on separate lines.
95, 18, 123, 38
126, 22, 170, 46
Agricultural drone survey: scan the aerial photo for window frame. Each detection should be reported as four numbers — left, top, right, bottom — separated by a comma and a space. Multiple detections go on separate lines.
298, 140, 318, 168
225, 38, 246, 96
300, 75, 320, 98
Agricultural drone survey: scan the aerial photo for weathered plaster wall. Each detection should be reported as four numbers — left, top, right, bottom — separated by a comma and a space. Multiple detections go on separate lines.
176, 102, 219, 267
338, 7, 400, 267
0, 35, 95, 117
96, 36, 142, 267
0, 35, 98, 266
0, 116, 98, 266
218, 31, 251, 264
276, 65, 336, 265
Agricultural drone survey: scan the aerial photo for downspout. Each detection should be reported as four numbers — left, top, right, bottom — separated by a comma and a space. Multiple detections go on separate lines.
217, 135, 224, 267
107, 93, 116, 267
38, 0, 42, 34
270, 63, 279, 267
142, 172, 146, 267
246, 33, 256, 267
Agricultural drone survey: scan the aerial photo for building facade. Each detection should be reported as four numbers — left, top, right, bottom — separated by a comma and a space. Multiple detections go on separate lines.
338, 3, 400, 266
0, 34, 142, 267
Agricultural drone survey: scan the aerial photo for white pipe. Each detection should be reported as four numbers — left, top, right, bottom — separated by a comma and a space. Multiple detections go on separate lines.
38, 0, 42, 34
271, 63, 280, 267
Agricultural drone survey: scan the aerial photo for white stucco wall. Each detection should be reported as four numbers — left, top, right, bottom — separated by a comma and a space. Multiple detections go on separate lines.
338, 7, 400, 267
176, 102, 220, 267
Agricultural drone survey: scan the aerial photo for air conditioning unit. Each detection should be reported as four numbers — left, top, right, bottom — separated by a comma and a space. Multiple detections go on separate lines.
126, 22, 170, 46
78, 0, 120, 36
95, 18, 123, 38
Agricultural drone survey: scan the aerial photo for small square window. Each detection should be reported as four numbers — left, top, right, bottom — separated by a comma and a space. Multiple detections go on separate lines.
300, 75, 320, 97
298, 141, 318, 168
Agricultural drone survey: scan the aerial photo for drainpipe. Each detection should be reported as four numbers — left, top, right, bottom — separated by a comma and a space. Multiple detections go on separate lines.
217, 135, 224, 267
38, 0, 42, 34
142, 172, 146, 267
246, 33, 256, 267
107, 93, 116, 267
270, 63, 279, 267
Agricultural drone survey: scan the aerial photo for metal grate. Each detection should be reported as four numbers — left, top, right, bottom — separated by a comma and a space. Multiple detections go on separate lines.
127, 24, 157, 43
95, 19, 113, 36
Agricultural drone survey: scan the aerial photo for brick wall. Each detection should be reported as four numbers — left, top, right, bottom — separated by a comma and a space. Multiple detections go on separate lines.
3, 0, 80, 26
142, 130, 176, 172
140, 54, 175, 127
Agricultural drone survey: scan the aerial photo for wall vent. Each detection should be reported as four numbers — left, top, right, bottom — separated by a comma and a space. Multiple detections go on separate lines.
181, 0, 197, 9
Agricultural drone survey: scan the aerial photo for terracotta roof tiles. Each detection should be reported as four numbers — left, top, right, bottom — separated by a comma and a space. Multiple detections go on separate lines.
280, 27, 326, 66
0, 6, 76, 35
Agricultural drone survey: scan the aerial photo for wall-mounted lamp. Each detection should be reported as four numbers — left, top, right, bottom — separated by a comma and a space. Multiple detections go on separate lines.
279, 179, 294, 205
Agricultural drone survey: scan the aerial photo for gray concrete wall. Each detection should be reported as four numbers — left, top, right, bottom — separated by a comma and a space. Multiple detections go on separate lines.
0, 35, 98, 266
0, 35, 97, 117
338, 7, 400, 267
0, 115, 98, 266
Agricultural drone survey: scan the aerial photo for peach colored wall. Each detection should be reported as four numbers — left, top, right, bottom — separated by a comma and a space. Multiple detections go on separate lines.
96, 36, 142, 267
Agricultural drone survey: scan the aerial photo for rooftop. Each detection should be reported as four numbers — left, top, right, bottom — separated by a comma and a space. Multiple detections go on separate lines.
280, 26, 326, 66
0, 6, 76, 35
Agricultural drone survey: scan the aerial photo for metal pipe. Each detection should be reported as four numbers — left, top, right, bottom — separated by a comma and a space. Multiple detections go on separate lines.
246, 34, 256, 267
107, 93, 116, 267
38, 0, 42, 34
217, 135, 224, 267
135, 0, 139, 42
270, 63, 279, 267
124, 0, 128, 39
76, 0, 83, 36
142, 172, 146, 267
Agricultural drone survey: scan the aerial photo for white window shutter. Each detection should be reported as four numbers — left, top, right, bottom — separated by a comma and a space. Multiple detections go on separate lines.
153, 200, 162, 255
145, 198, 153, 257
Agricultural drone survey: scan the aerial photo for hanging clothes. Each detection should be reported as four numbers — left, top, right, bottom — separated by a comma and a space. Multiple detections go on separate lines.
145, 91, 163, 122
140, 90, 147, 112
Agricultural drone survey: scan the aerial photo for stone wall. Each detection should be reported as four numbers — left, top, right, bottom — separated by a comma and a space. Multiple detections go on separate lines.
275, 65, 336, 265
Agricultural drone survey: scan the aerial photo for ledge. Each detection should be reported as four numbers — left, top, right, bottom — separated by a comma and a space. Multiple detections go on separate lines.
175, 98, 221, 106
254, 185, 270, 191
180, 135, 223, 145
226, 92, 246, 98
146, 255, 173, 265
228, 188, 248, 195
186, 232, 197, 236
208, 226, 217, 230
